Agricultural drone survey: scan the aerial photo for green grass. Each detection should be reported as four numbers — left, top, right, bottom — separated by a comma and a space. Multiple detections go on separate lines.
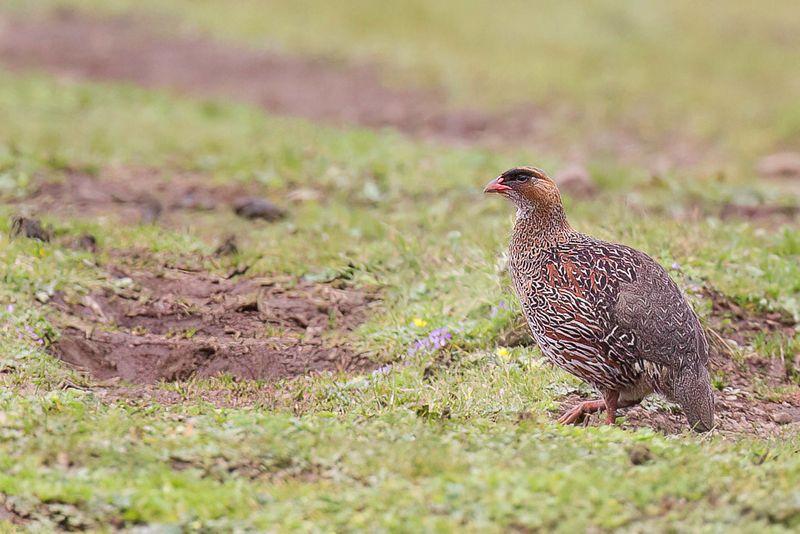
0, 2, 799, 529
0, 69, 798, 531
2, 396, 799, 532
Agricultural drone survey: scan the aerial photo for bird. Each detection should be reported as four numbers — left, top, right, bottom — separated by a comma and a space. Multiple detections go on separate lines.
484, 166, 715, 431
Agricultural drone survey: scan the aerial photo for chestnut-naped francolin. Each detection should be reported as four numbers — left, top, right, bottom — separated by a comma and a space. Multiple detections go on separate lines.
485, 166, 715, 431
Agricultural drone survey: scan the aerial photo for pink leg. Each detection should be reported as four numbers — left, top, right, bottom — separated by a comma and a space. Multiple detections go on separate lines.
604, 390, 619, 425
557, 399, 606, 425
558, 391, 628, 426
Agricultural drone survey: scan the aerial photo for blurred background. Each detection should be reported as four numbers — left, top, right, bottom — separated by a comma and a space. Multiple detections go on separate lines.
3, 0, 800, 173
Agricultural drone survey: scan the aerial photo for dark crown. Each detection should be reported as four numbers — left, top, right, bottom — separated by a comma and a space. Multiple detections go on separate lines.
500, 167, 544, 182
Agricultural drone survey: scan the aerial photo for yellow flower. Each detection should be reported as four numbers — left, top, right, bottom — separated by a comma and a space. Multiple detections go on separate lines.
412, 317, 428, 328
496, 347, 510, 358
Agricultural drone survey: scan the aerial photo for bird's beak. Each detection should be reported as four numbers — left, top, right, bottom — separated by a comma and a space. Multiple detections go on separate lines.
483, 176, 511, 194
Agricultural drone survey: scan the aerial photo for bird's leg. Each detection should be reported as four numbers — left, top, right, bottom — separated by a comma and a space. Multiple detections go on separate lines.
558, 390, 628, 426
603, 390, 619, 425
557, 399, 606, 425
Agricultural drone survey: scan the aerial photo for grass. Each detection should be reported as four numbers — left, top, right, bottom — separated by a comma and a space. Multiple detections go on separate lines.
0, 2, 799, 531
3, 396, 799, 532
0, 69, 798, 532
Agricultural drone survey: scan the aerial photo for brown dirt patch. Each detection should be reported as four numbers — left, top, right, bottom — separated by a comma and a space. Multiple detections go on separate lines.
0, 499, 28, 527
0, 10, 707, 164
757, 152, 800, 180
555, 290, 799, 437
701, 288, 797, 347
651, 197, 800, 228
50, 265, 376, 383
557, 360, 800, 438
0, 10, 539, 147
719, 202, 799, 225
617, 353, 800, 437
14, 166, 280, 227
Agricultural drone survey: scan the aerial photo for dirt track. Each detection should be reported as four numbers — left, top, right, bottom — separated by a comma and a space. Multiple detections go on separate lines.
0, 10, 713, 165
0, 10, 546, 148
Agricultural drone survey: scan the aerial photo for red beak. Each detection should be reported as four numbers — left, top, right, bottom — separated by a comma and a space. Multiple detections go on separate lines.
483, 176, 511, 194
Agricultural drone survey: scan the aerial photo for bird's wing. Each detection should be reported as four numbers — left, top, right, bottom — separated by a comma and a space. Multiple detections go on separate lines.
609, 251, 708, 370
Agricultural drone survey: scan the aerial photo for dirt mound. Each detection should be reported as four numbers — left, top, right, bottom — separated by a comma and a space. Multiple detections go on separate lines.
557, 290, 799, 436
50, 267, 375, 383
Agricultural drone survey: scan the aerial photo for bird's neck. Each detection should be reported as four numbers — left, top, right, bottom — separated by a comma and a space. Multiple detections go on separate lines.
512, 203, 574, 249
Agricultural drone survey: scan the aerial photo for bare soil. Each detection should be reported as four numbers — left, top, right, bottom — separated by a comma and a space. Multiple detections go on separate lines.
15, 166, 281, 227
559, 359, 799, 438
619, 353, 800, 437
702, 287, 797, 347
0, 500, 27, 527
0, 10, 539, 147
646, 195, 800, 227
557, 291, 799, 437
719, 203, 799, 225
50, 264, 376, 383
0, 10, 706, 164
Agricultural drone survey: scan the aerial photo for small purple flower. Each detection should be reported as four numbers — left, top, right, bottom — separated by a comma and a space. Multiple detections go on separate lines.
371, 364, 393, 376
490, 300, 509, 317
408, 327, 452, 354
429, 328, 451, 349
6, 304, 13, 313
14, 325, 44, 345
671, 262, 681, 270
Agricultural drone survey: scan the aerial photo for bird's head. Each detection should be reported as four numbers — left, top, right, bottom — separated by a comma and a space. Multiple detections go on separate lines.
483, 166, 562, 212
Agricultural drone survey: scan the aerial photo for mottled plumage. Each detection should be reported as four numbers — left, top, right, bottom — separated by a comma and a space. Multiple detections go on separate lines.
485, 166, 714, 431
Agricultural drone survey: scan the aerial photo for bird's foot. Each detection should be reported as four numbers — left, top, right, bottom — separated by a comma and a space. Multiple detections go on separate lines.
557, 399, 607, 425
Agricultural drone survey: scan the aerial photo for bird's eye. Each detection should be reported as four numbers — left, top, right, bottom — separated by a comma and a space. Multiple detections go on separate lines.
507, 173, 530, 183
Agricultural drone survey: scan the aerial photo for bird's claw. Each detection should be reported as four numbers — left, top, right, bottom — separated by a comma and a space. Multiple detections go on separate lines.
557, 399, 606, 425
